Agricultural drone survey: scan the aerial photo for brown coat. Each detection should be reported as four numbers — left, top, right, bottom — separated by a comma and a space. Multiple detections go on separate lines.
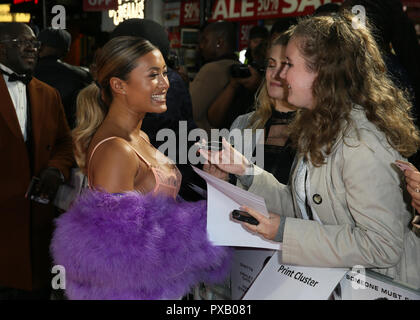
0, 76, 74, 291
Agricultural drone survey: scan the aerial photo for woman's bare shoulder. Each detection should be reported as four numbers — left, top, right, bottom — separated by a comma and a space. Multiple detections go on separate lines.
91, 137, 138, 166
89, 135, 130, 156
88, 137, 139, 192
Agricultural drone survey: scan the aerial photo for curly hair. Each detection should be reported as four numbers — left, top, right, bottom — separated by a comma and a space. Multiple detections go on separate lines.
287, 13, 420, 166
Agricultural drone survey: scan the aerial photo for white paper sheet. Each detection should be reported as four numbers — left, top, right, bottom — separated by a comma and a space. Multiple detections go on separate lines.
339, 270, 420, 300
243, 251, 348, 300
192, 166, 281, 250
231, 248, 276, 300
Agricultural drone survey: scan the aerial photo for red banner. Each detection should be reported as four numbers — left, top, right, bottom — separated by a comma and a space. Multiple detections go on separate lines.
209, 0, 343, 22
168, 29, 182, 48
83, 0, 118, 12
180, 0, 200, 25
13, 0, 39, 4
402, 0, 420, 7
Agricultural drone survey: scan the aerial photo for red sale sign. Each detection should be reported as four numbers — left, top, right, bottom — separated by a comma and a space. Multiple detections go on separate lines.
83, 0, 118, 12
180, 0, 200, 25
209, 0, 343, 22
402, 0, 420, 6
13, 0, 39, 4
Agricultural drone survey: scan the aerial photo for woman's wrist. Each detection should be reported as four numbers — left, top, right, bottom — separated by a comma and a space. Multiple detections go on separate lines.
243, 161, 254, 176
236, 162, 254, 188
235, 160, 253, 176
273, 217, 286, 242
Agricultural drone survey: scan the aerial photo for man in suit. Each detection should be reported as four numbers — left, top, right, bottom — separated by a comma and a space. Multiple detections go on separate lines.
34, 28, 92, 129
0, 22, 73, 299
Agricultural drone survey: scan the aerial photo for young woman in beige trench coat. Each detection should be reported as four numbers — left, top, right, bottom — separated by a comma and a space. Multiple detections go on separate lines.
200, 13, 420, 290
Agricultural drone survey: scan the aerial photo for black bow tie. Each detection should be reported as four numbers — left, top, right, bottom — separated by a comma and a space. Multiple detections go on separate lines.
0, 69, 32, 85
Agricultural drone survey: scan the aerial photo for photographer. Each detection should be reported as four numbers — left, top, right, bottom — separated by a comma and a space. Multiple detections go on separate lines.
190, 21, 238, 134
207, 27, 268, 130
207, 60, 264, 130
191, 22, 266, 133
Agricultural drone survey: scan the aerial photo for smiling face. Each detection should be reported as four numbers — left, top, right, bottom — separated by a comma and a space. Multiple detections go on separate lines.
280, 37, 317, 110
0, 24, 38, 74
123, 49, 169, 114
265, 44, 289, 105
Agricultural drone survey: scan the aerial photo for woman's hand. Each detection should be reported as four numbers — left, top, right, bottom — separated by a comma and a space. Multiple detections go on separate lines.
402, 163, 420, 213
398, 160, 420, 236
397, 160, 420, 212
197, 137, 251, 176
203, 163, 229, 181
234, 206, 281, 241
236, 65, 262, 91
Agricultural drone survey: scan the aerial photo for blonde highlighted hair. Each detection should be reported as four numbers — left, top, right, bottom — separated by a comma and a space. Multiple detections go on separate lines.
288, 13, 420, 166
72, 36, 157, 172
249, 31, 292, 130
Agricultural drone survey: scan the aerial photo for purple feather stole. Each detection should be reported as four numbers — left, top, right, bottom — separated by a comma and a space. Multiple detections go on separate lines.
50, 190, 232, 300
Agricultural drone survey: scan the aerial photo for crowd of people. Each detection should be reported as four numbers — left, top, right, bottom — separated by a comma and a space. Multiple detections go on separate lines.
0, 0, 419, 300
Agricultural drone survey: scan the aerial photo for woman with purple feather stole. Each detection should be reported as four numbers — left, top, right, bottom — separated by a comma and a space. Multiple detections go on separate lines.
50, 36, 232, 300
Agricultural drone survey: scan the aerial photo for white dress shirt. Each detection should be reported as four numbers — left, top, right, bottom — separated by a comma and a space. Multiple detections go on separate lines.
0, 63, 28, 141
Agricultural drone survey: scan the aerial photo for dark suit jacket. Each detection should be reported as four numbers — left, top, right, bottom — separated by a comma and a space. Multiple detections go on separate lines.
0, 76, 74, 290
34, 57, 92, 129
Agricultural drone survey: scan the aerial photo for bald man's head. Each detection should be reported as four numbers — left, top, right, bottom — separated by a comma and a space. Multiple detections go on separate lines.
0, 23, 39, 74
199, 21, 236, 62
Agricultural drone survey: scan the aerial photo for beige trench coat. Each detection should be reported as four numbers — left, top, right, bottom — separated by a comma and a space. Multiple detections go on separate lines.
242, 107, 420, 289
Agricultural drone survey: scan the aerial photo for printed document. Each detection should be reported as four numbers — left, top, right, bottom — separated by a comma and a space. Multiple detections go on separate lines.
192, 166, 281, 250
243, 251, 347, 300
